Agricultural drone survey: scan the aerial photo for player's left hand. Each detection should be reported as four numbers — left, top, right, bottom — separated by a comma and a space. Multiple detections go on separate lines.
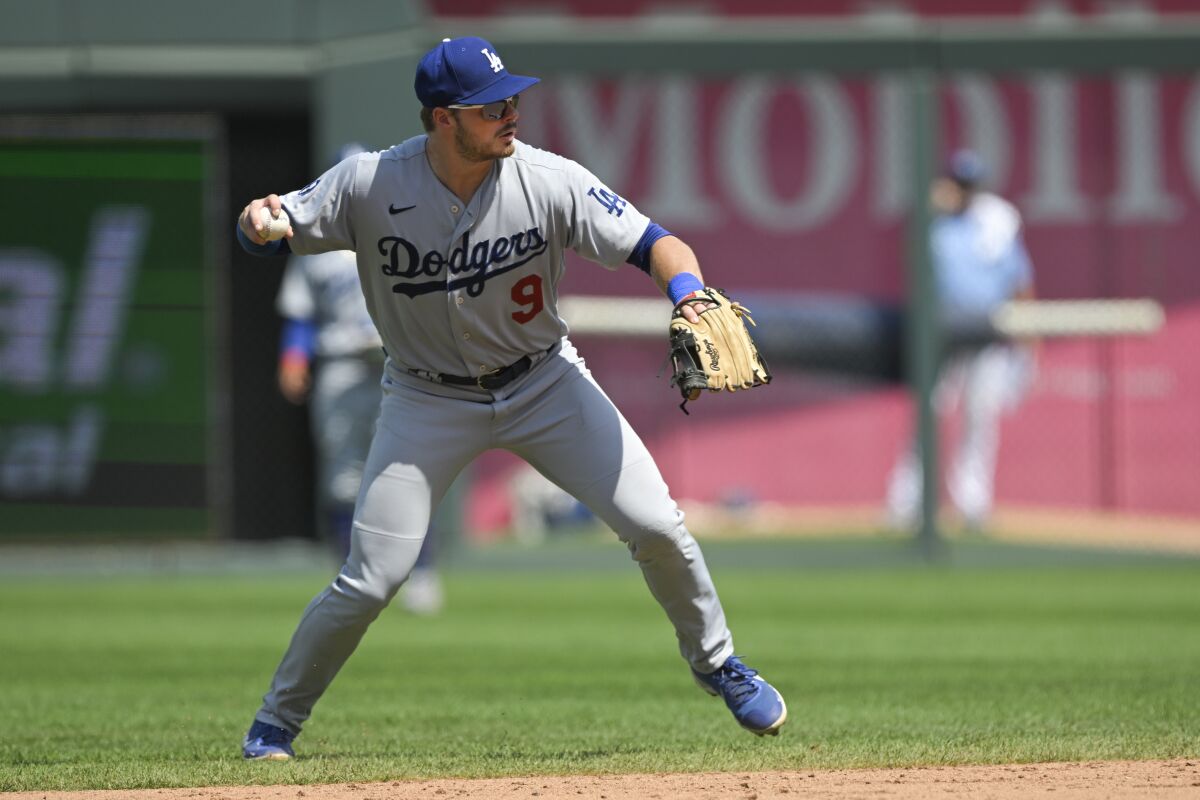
675, 294, 717, 324
666, 287, 771, 412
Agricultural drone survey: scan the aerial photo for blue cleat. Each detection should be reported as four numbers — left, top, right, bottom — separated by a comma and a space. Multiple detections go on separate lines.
692, 655, 787, 736
242, 719, 296, 760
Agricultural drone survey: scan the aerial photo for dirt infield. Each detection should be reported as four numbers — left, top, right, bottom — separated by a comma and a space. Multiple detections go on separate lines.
8, 760, 1198, 800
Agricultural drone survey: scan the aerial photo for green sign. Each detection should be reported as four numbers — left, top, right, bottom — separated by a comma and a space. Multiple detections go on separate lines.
0, 126, 220, 538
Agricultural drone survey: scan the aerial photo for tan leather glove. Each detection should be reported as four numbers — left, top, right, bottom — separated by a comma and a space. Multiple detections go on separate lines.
667, 287, 771, 412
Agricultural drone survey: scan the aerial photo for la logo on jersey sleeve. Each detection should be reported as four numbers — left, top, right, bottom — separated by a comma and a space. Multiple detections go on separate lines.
587, 186, 627, 217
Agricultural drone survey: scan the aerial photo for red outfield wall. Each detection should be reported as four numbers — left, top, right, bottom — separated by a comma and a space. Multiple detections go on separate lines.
439, 2, 1200, 528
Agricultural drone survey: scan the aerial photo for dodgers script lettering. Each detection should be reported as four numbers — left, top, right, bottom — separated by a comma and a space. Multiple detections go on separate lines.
377, 227, 548, 298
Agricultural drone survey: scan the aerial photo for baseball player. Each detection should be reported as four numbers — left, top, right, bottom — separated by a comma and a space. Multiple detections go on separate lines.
236, 36, 786, 760
886, 149, 1037, 532
275, 158, 443, 613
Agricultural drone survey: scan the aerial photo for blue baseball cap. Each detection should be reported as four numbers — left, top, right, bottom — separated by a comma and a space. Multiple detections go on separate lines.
947, 149, 987, 185
414, 37, 540, 108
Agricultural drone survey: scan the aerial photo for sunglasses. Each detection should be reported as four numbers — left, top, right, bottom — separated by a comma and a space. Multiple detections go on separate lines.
447, 95, 520, 121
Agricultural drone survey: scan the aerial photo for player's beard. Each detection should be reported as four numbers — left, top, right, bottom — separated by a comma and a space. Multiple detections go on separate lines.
454, 121, 517, 162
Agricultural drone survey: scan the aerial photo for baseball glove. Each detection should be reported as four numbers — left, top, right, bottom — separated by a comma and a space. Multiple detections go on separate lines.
668, 287, 771, 412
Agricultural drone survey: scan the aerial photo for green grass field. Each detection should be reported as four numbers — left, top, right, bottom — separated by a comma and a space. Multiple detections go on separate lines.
1, 537, 1198, 791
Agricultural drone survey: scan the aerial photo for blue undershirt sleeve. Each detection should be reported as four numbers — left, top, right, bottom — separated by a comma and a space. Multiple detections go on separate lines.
236, 224, 292, 257
625, 221, 672, 274
279, 318, 316, 360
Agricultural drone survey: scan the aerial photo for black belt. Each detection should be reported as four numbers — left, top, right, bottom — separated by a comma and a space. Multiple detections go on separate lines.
416, 345, 553, 391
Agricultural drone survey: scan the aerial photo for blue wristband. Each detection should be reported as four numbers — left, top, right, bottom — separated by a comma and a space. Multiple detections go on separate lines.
667, 273, 704, 305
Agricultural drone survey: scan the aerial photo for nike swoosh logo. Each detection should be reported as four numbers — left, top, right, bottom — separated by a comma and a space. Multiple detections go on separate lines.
389, 204, 416, 215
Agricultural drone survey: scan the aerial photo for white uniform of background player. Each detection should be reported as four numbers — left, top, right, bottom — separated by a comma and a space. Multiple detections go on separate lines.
235, 37, 786, 758
886, 150, 1037, 532
275, 170, 442, 613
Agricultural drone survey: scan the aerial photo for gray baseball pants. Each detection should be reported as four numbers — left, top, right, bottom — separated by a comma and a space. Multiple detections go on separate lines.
255, 341, 734, 734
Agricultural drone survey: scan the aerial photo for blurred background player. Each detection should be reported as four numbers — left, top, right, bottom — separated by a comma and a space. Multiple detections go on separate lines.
275, 143, 443, 614
885, 149, 1038, 534
507, 464, 595, 545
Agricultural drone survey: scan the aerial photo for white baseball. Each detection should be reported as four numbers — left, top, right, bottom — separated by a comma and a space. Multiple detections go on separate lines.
258, 206, 290, 242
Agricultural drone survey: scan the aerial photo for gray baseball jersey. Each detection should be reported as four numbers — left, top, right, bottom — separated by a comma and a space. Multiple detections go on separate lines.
276, 250, 381, 359
280, 138, 646, 381
253, 135, 734, 737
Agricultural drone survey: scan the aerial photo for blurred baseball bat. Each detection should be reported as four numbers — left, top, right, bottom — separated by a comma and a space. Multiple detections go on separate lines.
559, 294, 1165, 383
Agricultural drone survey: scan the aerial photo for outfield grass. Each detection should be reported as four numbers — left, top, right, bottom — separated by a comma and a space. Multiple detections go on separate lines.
1, 537, 1197, 791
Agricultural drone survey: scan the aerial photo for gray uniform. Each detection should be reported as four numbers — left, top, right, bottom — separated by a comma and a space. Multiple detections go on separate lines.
276, 250, 383, 510
254, 137, 734, 735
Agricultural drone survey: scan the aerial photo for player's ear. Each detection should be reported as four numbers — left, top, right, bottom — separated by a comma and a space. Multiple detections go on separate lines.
434, 108, 456, 129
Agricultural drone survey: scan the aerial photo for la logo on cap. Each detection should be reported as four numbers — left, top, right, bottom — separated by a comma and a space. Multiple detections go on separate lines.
482, 49, 503, 73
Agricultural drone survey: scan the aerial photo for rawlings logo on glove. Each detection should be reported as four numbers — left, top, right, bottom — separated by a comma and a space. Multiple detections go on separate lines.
667, 287, 772, 413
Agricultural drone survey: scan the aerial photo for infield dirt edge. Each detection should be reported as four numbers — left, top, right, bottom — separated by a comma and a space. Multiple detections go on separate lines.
6, 759, 1199, 799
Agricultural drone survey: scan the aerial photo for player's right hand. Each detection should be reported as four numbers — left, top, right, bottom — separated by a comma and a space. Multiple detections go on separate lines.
278, 359, 311, 404
239, 194, 293, 244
